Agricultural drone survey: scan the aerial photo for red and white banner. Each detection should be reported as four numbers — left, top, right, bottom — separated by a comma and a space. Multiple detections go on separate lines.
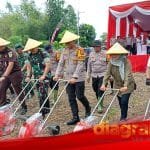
1, 120, 150, 149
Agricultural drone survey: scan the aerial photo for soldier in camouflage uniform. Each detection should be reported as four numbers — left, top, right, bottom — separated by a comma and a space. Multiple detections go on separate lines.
15, 44, 34, 98
24, 38, 51, 117
54, 31, 91, 125
87, 40, 107, 113
0, 38, 27, 114
45, 45, 61, 104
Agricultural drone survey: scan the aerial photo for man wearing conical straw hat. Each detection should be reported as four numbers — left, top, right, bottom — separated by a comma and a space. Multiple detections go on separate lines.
23, 38, 51, 117
0, 38, 27, 114
101, 42, 136, 122
54, 31, 91, 125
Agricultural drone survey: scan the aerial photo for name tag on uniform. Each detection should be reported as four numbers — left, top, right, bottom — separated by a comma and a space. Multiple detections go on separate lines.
8, 51, 13, 58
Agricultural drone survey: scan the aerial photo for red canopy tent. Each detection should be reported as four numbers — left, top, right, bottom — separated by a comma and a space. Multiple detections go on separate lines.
107, 1, 150, 72
108, 1, 150, 47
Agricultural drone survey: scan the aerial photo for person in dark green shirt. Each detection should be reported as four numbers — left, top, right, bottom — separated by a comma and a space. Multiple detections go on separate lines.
15, 44, 34, 98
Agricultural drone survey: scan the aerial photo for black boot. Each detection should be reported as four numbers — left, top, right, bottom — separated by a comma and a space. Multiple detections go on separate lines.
41, 107, 50, 118
85, 106, 91, 118
30, 91, 35, 98
0, 99, 10, 107
67, 116, 80, 125
19, 105, 27, 115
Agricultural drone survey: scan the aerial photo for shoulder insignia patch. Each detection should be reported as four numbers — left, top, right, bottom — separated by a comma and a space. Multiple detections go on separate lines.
8, 51, 13, 58
76, 48, 85, 61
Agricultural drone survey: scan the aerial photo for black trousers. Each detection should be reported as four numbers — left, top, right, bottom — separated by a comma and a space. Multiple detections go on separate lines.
85, 57, 89, 72
92, 76, 104, 100
49, 76, 59, 90
110, 79, 114, 89
36, 81, 50, 112
147, 46, 150, 54
66, 81, 90, 117
117, 93, 131, 120
9, 85, 15, 94
132, 43, 137, 55
126, 45, 132, 54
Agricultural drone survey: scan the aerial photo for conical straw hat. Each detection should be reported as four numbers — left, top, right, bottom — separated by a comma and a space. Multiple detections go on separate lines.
59, 31, 80, 44
106, 42, 128, 55
0, 38, 10, 46
23, 38, 42, 52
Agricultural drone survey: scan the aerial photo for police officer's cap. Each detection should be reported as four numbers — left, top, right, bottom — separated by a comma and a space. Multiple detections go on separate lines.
44, 44, 52, 51
92, 40, 101, 47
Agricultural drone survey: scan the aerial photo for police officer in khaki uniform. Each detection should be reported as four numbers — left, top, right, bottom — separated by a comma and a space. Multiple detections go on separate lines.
87, 40, 107, 113
45, 45, 61, 104
0, 38, 27, 114
54, 31, 91, 125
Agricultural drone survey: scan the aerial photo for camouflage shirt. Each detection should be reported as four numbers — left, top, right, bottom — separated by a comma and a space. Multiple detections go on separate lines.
17, 53, 28, 68
26, 49, 50, 78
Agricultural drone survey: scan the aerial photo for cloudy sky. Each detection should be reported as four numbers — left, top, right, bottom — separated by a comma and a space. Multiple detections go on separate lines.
0, 0, 145, 38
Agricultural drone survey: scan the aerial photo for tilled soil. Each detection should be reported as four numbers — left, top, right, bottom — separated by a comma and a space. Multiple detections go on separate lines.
0, 73, 149, 140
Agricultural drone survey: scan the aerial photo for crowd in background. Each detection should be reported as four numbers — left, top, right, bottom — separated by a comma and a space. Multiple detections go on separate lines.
110, 34, 150, 55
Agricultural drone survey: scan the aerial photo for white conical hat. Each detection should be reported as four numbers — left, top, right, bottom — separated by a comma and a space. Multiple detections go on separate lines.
106, 42, 129, 55
23, 38, 42, 52
59, 31, 80, 44
0, 38, 10, 46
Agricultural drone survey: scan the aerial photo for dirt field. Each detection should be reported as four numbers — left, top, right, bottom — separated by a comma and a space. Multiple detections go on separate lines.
0, 73, 150, 140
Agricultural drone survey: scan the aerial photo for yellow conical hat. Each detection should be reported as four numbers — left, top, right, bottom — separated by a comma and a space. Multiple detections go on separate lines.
23, 38, 42, 52
0, 38, 10, 46
59, 31, 80, 44
106, 42, 128, 55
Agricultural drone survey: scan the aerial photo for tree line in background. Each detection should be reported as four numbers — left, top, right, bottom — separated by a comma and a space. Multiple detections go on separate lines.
0, 0, 98, 49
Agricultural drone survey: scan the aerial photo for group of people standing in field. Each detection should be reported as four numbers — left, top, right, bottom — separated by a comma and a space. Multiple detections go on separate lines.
0, 30, 143, 126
